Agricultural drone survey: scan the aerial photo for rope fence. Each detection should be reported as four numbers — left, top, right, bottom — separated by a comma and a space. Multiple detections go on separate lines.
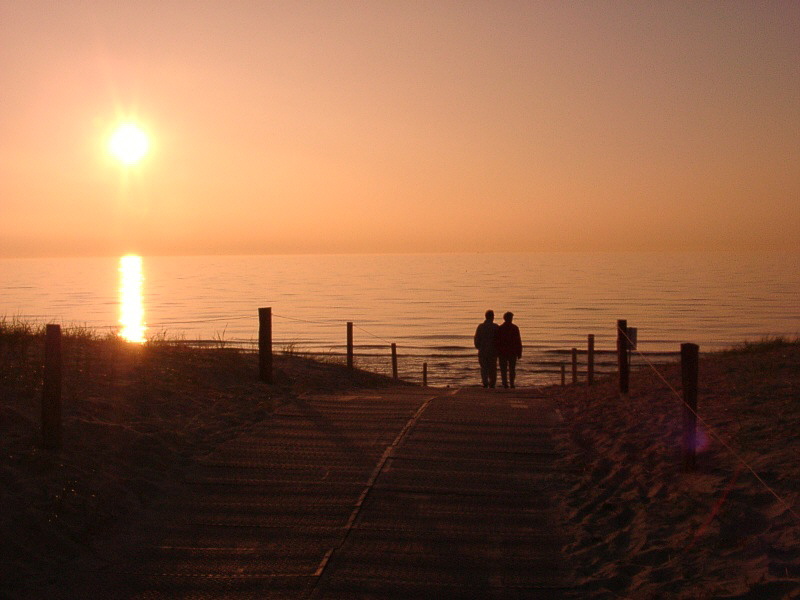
3, 310, 681, 388
3, 310, 797, 531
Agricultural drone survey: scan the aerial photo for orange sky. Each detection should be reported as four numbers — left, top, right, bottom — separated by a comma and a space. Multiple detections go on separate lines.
1, 1, 798, 257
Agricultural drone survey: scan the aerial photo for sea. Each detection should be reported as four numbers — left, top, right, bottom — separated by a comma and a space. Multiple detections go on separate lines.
1, 252, 798, 386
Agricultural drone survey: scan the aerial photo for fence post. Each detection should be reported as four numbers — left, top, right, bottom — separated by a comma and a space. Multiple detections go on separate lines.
258, 307, 272, 384
681, 343, 699, 471
42, 324, 62, 450
571, 348, 578, 384
587, 334, 595, 385
391, 343, 398, 379
423, 362, 428, 387
617, 319, 629, 397
346, 322, 354, 369
561, 363, 565, 386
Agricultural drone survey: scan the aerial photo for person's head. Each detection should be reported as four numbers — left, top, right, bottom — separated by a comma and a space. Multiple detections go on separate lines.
484, 309, 494, 322
503, 311, 514, 323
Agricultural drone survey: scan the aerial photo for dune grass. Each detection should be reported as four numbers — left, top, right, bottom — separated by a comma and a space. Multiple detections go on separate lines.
724, 335, 800, 355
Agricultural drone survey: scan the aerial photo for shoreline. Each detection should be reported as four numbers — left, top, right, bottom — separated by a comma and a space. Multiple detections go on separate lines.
1, 330, 798, 597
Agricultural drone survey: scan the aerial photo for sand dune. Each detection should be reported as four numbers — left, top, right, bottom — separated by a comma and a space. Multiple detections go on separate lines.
545, 341, 800, 598
0, 337, 401, 597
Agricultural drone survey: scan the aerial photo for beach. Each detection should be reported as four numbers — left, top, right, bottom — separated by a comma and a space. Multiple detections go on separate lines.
1, 331, 798, 598
4, 1, 799, 595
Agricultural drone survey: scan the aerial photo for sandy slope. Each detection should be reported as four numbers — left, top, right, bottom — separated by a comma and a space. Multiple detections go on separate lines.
0, 337, 403, 597
544, 341, 800, 598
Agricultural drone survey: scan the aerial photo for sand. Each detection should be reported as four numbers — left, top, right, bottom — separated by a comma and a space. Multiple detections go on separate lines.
544, 341, 800, 598
1, 334, 798, 598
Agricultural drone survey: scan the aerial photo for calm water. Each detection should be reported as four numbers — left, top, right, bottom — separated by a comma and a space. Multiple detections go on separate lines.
2, 252, 798, 386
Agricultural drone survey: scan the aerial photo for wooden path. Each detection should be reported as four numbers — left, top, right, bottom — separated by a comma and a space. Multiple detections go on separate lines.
67, 387, 578, 598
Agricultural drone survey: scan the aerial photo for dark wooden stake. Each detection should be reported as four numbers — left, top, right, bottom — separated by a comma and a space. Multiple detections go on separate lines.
258, 307, 272, 383
422, 362, 428, 387
587, 334, 595, 386
682, 343, 699, 471
391, 343, 398, 379
617, 319, 629, 396
561, 363, 566, 386
572, 348, 578, 384
346, 322, 354, 369
42, 324, 62, 450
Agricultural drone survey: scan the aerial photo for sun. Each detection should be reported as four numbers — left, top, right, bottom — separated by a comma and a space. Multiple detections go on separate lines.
108, 123, 149, 166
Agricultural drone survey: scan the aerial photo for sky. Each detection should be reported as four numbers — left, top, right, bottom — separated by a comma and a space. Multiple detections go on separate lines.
1, 1, 798, 257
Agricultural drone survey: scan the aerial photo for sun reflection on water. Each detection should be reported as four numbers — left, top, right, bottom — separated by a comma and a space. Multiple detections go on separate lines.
119, 255, 146, 343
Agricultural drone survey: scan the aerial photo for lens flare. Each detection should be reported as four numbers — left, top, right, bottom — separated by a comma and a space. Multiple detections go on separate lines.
119, 255, 146, 343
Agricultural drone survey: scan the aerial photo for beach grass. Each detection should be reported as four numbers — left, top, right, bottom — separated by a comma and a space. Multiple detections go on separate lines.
723, 335, 800, 355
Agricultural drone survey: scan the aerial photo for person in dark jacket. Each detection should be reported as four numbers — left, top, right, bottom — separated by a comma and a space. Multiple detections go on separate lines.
474, 309, 500, 388
497, 311, 522, 388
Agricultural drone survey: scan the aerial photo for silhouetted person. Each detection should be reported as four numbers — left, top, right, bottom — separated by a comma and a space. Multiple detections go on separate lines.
474, 309, 500, 388
498, 311, 522, 388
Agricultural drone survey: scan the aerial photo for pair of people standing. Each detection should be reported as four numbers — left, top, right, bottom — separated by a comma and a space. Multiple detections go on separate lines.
474, 309, 522, 388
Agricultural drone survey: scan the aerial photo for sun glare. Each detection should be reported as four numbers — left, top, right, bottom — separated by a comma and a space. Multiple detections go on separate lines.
119, 254, 146, 343
109, 123, 149, 166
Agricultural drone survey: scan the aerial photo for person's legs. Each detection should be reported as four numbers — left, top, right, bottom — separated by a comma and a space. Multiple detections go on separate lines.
479, 354, 489, 387
508, 356, 517, 388
499, 355, 509, 387
488, 354, 498, 388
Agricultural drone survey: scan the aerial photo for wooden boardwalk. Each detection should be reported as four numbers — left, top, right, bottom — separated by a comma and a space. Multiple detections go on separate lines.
67, 387, 578, 598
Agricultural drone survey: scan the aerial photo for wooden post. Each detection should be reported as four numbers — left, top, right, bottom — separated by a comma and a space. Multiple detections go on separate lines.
617, 319, 629, 396
391, 343, 398, 379
571, 348, 578, 384
561, 363, 566, 386
587, 334, 595, 386
42, 324, 62, 450
258, 307, 272, 384
422, 362, 428, 387
346, 322, 354, 369
682, 343, 699, 471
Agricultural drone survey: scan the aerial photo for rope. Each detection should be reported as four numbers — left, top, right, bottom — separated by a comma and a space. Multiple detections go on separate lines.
55, 314, 393, 352
353, 324, 393, 346
274, 312, 394, 345
272, 312, 335, 325
147, 316, 250, 326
